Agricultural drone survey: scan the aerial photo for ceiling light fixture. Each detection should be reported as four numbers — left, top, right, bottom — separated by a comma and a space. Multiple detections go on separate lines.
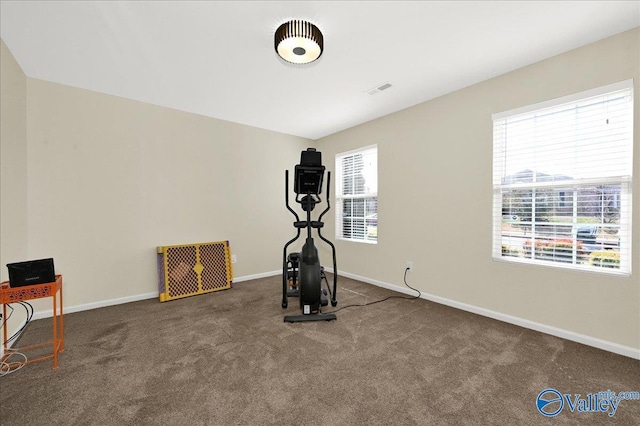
275, 20, 323, 64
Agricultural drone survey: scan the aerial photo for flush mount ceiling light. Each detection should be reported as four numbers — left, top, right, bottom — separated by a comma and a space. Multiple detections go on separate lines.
275, 20, 323, 64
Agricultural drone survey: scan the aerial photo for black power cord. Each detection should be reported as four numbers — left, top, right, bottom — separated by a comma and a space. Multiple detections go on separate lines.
0, 302, 33, 376
3, 301, 33, 346
323, 267, 421, 314
0, 304, 14, 330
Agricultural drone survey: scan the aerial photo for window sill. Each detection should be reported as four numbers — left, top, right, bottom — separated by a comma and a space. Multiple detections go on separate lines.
493, 255, 630, 277
336, 237, 377, 245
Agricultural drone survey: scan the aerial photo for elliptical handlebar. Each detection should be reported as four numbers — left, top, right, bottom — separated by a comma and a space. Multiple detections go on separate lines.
317, 171, 331, 223
285, 170, 300, 222
315, 171, 338, 307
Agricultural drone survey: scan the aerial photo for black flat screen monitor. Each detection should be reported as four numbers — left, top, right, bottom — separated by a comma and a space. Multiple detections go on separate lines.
6, 258, 56, 287
294, 148, 325, 195
294, 165, 325, 195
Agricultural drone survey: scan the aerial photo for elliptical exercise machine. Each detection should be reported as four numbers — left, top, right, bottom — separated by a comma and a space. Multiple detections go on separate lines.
282, 148, 338, 322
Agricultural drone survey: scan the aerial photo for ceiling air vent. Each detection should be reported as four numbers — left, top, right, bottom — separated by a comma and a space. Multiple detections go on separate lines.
365, 82, 392, 96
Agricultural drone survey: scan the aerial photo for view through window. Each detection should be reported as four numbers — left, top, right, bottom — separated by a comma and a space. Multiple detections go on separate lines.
336, 145, 378, 243
492, 81, 633, 274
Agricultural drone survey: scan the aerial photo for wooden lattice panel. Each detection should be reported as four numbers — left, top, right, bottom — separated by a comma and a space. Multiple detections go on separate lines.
199, 243, 232, 292
157, 241, 233, 302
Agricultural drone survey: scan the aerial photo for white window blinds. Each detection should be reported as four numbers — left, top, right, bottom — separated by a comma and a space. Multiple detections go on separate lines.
492, 80, 633, 274
336, 145, 378, 243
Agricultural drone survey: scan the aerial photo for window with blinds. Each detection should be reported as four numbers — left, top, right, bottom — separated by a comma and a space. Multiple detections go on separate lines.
492, 80, 633, 274
336, 145, 378, 243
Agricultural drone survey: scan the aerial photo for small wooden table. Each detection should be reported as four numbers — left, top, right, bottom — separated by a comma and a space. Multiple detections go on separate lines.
1, 275, 64, 369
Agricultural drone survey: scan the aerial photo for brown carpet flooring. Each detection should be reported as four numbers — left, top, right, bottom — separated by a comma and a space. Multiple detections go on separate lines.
1, 274, 638, 425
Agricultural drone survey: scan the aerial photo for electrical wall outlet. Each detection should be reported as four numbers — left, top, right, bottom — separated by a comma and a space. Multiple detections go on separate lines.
406, 261, 413, 271
231, 255, 237, 264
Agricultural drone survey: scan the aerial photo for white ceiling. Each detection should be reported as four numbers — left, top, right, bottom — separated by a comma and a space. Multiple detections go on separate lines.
1, 1, 639, 140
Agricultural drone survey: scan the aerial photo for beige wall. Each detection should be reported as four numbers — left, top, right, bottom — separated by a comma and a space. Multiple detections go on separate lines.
0, 40, 29, 343
1, 28, 638, 355
24, 78, 310, 309
1, 40, 28, 282
317, 28, 640, 351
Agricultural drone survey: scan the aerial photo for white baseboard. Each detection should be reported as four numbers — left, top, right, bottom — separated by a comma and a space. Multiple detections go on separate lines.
336, 270, 640, 361
27, 270, 281, 321
233, 270, 280, 283
18, 268, 639, 360
32, 291, 158, 320
0, 318, 26, 356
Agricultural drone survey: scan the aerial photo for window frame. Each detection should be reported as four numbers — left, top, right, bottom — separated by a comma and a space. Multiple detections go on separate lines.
492, 80, 633, 275
335, 144, 378, 244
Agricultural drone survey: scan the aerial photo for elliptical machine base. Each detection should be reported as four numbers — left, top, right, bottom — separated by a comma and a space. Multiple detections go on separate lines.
283, 313, 336, 323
